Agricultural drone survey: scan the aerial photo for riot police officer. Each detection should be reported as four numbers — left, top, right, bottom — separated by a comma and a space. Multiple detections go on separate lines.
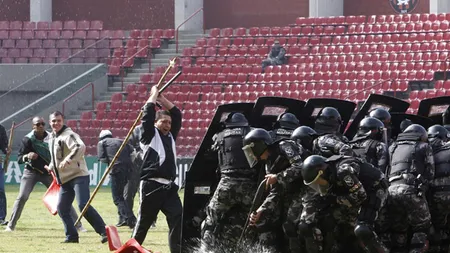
427, 125, 450, 252
270, 112, 300, 142
369, 108, 393, 143
301, 155, 389, 253
201, 112, 257, 251
350, 117, 389, 173
291, 126, 318, 153
242, 128, 308, 252
386, 124, 434, 253
313, 107, 353, 157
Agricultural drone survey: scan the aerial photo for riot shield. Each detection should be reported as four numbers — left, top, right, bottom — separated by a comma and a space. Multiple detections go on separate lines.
344, 94, 410, 139
417, 96, 450, 125
298, 98, 356, 132
390, 113, 434, 138
249, 96, 306, 129
181, 102, 254, 250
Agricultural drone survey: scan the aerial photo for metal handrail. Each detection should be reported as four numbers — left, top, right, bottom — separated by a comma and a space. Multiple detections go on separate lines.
344, 79, 393, 100
118, 46, 150, 91
7, 116, 32, 132
176, 7, 204, 53
62, 82, 95, 116
0, 36, 108, 101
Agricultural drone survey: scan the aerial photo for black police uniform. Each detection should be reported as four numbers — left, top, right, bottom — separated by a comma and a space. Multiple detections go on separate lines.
300, 155, 388, 253
427, 125, 450, 252
386, 125, 434, 253
350, 117, 389, 173
269, 113, 300, 142
313, 107, 353, 157
200, 113, 256, 251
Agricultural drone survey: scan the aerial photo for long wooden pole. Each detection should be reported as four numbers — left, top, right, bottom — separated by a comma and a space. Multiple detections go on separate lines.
3, 121, 15, 173
75, 58, 178, 226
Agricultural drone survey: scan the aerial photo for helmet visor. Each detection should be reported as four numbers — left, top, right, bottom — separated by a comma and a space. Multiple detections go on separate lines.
303, 170, 330, 196
242, 143, 259, 168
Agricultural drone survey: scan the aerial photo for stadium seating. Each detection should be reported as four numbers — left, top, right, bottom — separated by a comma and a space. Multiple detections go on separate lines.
11, 14, 449, 157
0, 20, 174, 65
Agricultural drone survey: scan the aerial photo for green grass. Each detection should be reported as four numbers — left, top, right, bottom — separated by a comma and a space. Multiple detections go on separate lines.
0, 185, 182, 253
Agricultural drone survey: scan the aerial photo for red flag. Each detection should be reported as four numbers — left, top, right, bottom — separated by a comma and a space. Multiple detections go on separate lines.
42, 171, 60, 215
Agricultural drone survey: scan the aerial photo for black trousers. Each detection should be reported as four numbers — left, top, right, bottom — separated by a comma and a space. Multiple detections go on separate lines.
132, 180, 182, 253
124, 159, 142, 211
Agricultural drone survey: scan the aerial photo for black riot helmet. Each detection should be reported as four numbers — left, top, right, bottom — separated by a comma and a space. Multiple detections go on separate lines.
369, 108, 391, 125
403, 124, 428, 142
223, 112, 249, 128
314, 107, 342, 134
242, 128, 273, 168
357, 117, 384, 141
291, 126, 318, 151
427, 125, 448, 142
400, 119, 413, 133
274, 112, 300, 130
301, 155, 330, 196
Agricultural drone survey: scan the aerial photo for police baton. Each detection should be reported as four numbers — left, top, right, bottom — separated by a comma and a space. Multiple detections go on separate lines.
238, 178, 268, 246
74, 58, 180, 226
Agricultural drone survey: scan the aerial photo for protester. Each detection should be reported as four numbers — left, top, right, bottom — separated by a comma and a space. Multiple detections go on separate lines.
132, 86, 182, 253
0, 123, 9, 225
4, 117, 86, 232
97, 129, 136, 229
46, 111, 107, 243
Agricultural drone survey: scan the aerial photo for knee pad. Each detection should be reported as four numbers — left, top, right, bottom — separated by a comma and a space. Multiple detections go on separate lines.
282, 222, 298, 237
354, 224, 375, 241
297, 222, 313, 237
410, 232, 429, 251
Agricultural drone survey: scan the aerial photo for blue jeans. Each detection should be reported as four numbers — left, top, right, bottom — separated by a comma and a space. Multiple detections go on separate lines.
0, 167, 6, 220
57, 175, 106, 241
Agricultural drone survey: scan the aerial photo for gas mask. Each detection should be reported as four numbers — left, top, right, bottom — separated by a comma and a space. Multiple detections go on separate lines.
303, 170, 331, 196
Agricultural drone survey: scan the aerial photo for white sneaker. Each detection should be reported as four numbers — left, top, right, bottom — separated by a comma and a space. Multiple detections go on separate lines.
4, 226, 13, 232
76, 225, 88, 233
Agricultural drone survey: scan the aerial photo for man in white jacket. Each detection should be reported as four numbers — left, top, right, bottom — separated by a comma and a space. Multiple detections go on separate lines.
46, 111, 107, 243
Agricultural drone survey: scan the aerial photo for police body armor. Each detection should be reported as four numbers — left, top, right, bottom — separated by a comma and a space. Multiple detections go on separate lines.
329, 156, 388, 194
313, 134, 350, 158
351, 138, 379, 167
432, 144, 450, 178
216, 127, 253, 177
270, 128, 294, 142
389, 136, 424, 178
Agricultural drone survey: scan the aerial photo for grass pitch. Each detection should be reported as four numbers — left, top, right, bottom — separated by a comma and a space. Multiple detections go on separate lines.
0, 184, 176, 253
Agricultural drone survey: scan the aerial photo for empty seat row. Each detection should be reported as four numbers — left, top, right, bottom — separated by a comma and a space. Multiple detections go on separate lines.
208, 25, 346, 38
129, 29, 175, 39
295, 13, 450, 26
0, 30, 126, 40
200, 32, 450, 49
0, 20, 103, 30
0, 48, 110, 58
348, 21, 450, 34
288, 51, 449, 64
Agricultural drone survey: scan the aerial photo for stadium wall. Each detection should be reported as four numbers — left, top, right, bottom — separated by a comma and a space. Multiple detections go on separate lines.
0, 0, 28, 20
344, 0, 430, 16
53, 0, 174, 29
204, 0, 309, 28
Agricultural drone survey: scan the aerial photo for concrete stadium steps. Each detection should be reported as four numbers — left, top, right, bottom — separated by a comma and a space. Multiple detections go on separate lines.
64, 30, 206, 123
